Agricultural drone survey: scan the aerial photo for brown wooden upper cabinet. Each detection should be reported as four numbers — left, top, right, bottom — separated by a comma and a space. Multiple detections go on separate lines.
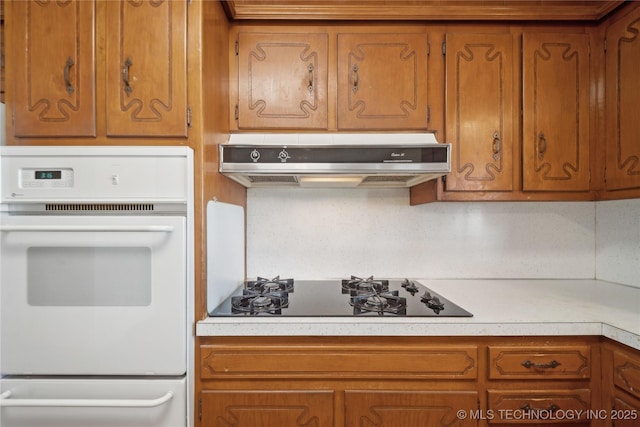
11, 0, 96, 137
522, 33, 591, 192
236, 32, 329, 129
104, 0, 187, 137
9, 0, 187, 139
336, 33, 429, 130
440, 31, 592, 200
234, 30, 429, 130
604, 6, 640, 192
443, 33, 515, 192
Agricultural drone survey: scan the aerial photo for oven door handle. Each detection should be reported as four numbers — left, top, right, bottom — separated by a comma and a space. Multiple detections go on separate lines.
0, 225, 174, 232
0, 390, 174, 408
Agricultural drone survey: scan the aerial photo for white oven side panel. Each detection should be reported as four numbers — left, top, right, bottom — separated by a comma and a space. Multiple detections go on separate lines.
0, 377, 186, 427
206, 200, 245, 313
0, 215, 187, 376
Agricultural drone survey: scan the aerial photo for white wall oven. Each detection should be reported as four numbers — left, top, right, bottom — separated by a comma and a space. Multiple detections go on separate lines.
0, 146, 194, 427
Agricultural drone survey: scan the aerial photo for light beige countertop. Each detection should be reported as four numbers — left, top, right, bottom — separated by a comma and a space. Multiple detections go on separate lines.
197, 279, 640, 350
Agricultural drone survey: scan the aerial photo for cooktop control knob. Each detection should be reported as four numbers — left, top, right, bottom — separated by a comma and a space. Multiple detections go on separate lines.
250, 149, 260, 162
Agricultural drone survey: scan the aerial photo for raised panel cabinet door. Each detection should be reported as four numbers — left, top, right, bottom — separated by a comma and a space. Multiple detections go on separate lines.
612, 348, 640, 402
605, 6, 640, 191
522, 33, 591, 192
345, 390, 478, 427
105, 0, 187, 137
612, 396, 640, 427
200, 390, 334, 427
444, 33, 514, 192
11, 0, 96, 137
337, 33, 428, 130
236, 32, 329, 129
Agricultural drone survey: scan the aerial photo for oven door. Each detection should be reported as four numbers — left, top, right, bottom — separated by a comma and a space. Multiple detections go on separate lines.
0, 215, 186, 375
0, 377, 186, 427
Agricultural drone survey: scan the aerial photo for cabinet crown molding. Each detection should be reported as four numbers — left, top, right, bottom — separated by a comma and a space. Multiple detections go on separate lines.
223, 0, 624, 21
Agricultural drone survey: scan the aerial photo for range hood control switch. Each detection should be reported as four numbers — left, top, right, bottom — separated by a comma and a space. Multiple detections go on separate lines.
250, 149, 260, 162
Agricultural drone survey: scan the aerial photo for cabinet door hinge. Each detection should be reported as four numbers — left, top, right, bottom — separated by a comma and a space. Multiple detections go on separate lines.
235, 39, 239, 56
442, 41, 446, 56
186, 106, 192, 128
234, 104, 239, 121
426, 41, 430, 57
426, 105, 431, 125
198, 398, 202, 422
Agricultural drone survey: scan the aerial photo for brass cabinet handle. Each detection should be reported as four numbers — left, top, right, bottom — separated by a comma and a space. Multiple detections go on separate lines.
63, 57, 75, 95
520, 403, 560, 413
123, 57, 133, 96
521, 359, 560, 369
492, 131, 501, 160
538, 132, 547, 160
307, 63, 314, 94
352, 64, 359, 93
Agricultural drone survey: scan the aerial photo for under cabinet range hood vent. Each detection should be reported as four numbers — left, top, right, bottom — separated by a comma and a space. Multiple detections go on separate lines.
219, 133, 451, 188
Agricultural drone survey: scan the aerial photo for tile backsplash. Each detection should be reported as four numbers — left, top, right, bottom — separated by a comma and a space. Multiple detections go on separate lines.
596, 198, 640, 288
247, 188, 599, 281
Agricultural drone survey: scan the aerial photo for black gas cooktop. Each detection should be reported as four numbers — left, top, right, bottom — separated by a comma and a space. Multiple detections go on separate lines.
208, 276, 473, 317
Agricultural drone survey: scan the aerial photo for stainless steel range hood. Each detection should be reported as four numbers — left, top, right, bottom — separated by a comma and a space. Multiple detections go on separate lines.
219, 133, 451, 188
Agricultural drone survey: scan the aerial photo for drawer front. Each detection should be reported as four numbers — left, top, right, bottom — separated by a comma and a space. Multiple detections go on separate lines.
488, 345, 590, 379
613, 349, 640, 401
487, 389, 591, 424
201, 344, 477, 379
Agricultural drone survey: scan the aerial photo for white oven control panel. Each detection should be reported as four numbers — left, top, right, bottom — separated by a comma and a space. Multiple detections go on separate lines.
1, 146, 191, 202
20, 168, 75, 189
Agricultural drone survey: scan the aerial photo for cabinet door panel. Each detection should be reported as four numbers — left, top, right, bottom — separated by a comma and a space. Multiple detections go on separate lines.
345, 390, 478, 427
11, 0, 96, 137
613, 349, 640, 401
605, 7, 640, 191
337, 33, 428, 130
105, 0, 187, 137
612, 395, 640, 427
522, 33, 590, 192
445, 33, 514, 192
236, 32, 329, 129
201, 390, 334, 427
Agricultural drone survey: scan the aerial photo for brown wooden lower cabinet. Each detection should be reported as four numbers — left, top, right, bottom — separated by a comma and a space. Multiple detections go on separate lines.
197, 336, 640, 427
345, 390, 478, 427
611, 396, 640, 427
200, 389, 478, 427
200, 390, 334, 427
601, 339, 640, 427
487, 389, 591, 425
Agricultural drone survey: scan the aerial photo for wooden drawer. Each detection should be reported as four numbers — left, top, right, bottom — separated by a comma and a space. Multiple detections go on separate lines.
201, 342, 477, 379
487, 389, 591, 424
613, 349, 640, 401
488, 345, 591, 379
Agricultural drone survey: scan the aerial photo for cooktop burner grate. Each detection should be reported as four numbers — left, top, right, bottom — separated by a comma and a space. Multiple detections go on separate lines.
231, 276, 294, 315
